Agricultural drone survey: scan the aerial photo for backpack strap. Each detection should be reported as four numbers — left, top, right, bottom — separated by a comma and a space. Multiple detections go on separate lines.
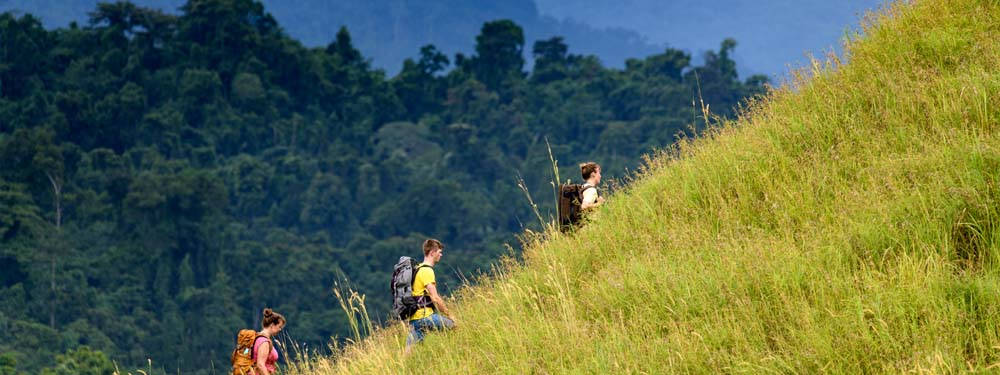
412, 264, 432, 284
251, 335, 271, 361
580, 184, 598, 200
415, 264, 433, 296
415, 264, 433, 278
413, 264, 435, 310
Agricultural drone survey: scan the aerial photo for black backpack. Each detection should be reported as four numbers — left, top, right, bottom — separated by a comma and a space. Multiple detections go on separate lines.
558, 183, 597, 232
391, 256, 434, 320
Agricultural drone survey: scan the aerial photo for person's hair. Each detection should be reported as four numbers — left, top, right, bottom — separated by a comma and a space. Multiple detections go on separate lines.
262, 308, 286, 328
581, 162, 600, 180
423, 238, 443, 256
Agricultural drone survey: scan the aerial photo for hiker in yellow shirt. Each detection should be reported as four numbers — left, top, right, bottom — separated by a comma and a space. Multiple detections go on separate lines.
405, 239, 456, 350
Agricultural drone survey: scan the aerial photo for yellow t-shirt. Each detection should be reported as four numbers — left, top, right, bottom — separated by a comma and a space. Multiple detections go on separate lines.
409, 263, 436, 321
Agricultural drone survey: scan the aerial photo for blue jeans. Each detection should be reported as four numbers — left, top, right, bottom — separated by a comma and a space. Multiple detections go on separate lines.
406, 313, 454, 346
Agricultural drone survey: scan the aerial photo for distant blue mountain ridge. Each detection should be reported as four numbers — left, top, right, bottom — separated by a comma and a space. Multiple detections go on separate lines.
0, 0, 883, 78
0, 0, 666, 74
535, 0, 887, 81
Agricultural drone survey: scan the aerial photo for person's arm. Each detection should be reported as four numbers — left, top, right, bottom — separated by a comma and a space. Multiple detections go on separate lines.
580, 187, 601, 210
255, 340, 270, 375
424, 282, 451, 318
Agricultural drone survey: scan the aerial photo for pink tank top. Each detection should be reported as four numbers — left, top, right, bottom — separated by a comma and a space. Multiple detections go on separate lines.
252, 336, 279, 372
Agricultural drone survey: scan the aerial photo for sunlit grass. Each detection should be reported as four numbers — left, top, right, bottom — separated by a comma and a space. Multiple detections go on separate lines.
288, 0, 1000, 372
112, 359, 152, 375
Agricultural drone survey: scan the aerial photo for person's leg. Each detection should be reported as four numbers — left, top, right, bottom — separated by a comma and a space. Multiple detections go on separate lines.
427, 314, 455, 331
405, 320, 426, 348
405, 315, 452, 353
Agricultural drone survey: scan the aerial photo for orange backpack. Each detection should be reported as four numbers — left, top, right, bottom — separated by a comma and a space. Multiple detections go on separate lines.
231, 329, 266, 375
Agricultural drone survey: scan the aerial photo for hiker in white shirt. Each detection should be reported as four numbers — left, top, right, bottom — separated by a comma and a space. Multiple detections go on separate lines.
579, 162, 604, 210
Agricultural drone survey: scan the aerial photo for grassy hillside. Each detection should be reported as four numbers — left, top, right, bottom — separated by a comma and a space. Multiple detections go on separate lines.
286, 0, 1000, 372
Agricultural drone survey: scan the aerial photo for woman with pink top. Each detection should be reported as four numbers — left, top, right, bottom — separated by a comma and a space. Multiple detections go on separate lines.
254, 308, 285, 375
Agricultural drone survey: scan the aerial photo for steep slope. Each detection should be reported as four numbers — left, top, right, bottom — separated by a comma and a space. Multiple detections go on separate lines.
288, 0, 1000, 372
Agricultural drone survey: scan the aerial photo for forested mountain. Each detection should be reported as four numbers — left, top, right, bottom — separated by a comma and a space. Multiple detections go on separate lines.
0, 0, 664, 74
0, 0, 764, 373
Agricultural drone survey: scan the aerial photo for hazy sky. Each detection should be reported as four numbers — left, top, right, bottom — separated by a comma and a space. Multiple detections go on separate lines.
534, 0, 888, 79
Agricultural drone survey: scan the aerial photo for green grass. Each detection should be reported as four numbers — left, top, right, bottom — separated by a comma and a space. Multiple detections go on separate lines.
286, 0, 1000, 372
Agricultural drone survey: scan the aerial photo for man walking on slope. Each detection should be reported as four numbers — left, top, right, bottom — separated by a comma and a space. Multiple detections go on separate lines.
406, 239, 456, 352
580, 162, 604, 210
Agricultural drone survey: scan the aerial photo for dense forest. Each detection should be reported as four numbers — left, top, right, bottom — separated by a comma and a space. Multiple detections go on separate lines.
0, 0, 765, 373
